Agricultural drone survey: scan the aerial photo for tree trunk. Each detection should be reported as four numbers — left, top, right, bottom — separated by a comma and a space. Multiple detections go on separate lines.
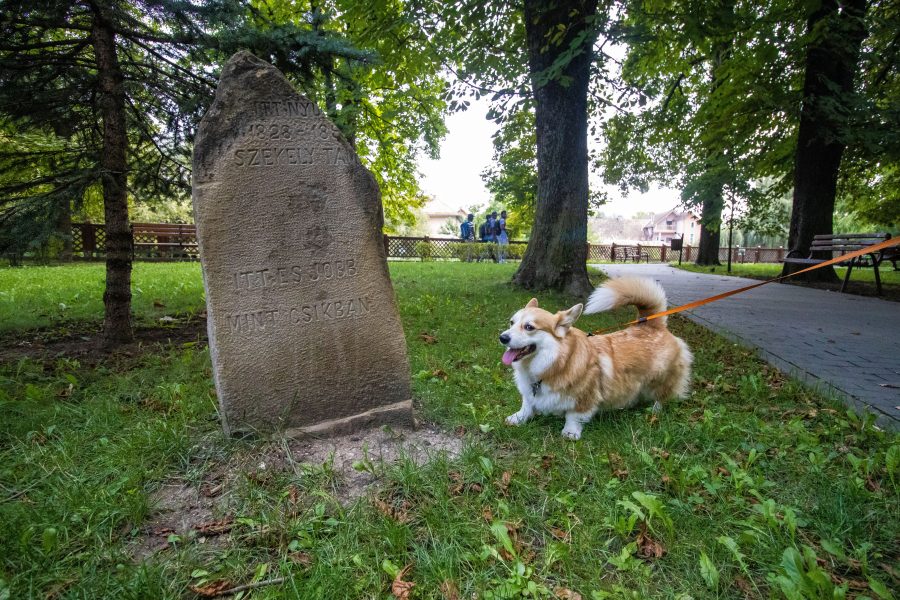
782, 0, 867, 281
92, 4, 133, 347
512, 0, 598, 297
694, 27, 731, 267
695, 190, 723, 265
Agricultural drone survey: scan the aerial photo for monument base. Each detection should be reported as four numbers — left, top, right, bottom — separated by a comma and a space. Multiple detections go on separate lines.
282, 400, 415, 439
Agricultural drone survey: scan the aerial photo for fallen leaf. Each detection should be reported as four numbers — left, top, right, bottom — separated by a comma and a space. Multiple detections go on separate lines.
549, 526, 570, 543
439, 579, 460, 600
734, 576, 753, 597
287, 485, 300, 516
879, 562, 900, 582
635, 524, 666, 559
373, 498, 411, 524
289, 551, 312, 567
554, 588, 582, 600
201, 482, 224, 498
44, 578, 75, 599
431, 369, 448, 380
194, 517, 233, 536
497, 471, 511, 495
829, 573, 869, 590
448, 471, 464, 496
189, 580, 233, 597
392, 564, 415, 600
608, 452, 629, 480
418, 331, 437, 344
652, 447, 670, 460
716, 466, 730, 477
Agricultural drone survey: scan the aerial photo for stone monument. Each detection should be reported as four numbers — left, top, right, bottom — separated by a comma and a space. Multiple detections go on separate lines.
192, 51, 413, 436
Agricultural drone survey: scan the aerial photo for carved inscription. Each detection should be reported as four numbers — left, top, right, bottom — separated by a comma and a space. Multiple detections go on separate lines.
232, 258, 358, 292
227, 309, 280, 333
290, 295, 371, 324
225, 296, 371, 335
255, 100, 322, 118
233, 145, 357, 168
242, 121, 336, 141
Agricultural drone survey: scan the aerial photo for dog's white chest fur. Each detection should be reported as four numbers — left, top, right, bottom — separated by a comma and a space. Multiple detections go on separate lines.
512, 363, 574, 415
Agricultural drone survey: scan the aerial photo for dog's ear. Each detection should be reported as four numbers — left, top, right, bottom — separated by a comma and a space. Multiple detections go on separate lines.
526, 298, 539, 308
555, 303, 583, 337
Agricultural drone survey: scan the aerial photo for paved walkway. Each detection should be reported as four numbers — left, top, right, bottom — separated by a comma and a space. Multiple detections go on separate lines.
595, 263, 899, 429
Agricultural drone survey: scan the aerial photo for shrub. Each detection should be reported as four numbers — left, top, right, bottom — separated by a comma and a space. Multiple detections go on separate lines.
414, 241, 434, 261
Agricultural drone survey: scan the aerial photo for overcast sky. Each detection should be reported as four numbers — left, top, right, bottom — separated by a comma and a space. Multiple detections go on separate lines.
418, 96, 679, 218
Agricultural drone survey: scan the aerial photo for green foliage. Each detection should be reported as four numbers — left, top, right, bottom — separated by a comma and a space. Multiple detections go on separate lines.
600, 0, 802, 238
0, 0, 448, 249
601, 0, 900, 234
250, 0, 449, 227
482, 109, 538, 235
413, 241, 434, 261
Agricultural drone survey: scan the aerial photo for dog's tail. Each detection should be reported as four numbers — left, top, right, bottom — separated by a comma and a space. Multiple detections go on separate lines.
583, 277, 668, 326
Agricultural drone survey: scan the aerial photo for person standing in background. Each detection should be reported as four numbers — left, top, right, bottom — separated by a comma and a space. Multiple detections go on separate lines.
497, 210, 509, 263
460, 213, 476, 262
482, 212, 499, 262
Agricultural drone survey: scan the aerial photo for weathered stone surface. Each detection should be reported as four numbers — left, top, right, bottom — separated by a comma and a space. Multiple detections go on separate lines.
192, 51, 412, 436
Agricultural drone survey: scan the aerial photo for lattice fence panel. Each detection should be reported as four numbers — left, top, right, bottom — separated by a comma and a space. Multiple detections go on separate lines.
588, 244, 612, 261
71, 225, 84, 256
132, 224, 198, 261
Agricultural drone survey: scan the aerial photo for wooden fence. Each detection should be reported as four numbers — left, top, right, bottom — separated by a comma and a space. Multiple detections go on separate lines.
67, 224, 788, 264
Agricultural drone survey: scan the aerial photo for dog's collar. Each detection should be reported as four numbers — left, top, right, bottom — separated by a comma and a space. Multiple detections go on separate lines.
531, 380, 542, 396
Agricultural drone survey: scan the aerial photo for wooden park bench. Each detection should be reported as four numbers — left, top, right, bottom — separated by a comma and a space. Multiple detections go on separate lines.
782, 232, 892, 295
617, 245, 649, 263
132, 223, 199, 260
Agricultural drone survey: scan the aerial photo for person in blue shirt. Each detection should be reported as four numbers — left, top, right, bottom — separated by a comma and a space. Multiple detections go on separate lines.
460, 213, 476, 262
481, 212, 499, 262
460, 213, 475, 241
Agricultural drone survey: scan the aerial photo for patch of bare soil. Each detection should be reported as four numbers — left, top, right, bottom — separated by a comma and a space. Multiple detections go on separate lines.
130, 424, 462, 560
0, 316, 207, 365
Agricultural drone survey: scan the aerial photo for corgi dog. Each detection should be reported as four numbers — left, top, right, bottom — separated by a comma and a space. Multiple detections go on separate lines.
499, 277, 692, 440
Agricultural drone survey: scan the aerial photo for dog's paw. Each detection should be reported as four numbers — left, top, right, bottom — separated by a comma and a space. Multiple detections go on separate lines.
561, 427, 582, 440
505, 413, 525, 426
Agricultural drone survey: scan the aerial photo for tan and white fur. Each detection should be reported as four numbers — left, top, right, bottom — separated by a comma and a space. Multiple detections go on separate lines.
499, 277, 692, 440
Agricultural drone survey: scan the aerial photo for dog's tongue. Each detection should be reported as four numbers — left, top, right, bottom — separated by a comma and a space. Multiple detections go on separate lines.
502, 348, 518, 366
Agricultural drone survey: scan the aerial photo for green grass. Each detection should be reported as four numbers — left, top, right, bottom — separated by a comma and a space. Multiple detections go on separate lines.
672, 261, 900, 286
1, 262, 898, 599
0, 262, 205, 332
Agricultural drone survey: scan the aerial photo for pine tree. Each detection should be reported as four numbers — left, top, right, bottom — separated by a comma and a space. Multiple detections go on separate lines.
0, 0, 368, 347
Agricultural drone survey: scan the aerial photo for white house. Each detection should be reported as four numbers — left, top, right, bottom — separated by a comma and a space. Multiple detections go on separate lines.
641, 207, 701, 245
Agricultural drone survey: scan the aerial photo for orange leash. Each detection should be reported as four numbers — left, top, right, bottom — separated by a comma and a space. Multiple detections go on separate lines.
593, 236, 900, 335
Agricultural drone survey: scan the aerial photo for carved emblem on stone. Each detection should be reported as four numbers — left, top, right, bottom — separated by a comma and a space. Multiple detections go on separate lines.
304, 224, 333, 250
